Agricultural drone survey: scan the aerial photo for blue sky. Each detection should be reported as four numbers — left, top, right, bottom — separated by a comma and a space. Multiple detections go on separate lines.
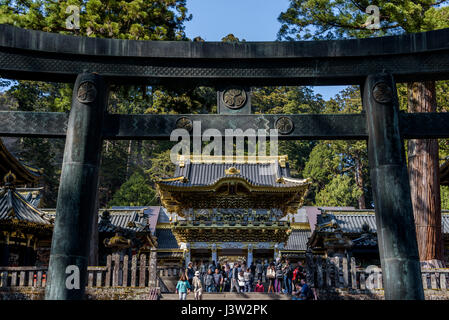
184, 0, 348, 100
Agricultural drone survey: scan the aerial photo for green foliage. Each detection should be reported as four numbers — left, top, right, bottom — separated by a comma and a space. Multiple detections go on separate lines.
144, 149, 176, 183
109, 171, 158, 207
315, 174, 362, 207
277, 0, 449, 41
441, 185, 449, 210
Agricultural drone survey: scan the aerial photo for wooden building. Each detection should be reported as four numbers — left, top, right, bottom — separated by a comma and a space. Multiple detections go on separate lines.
155, 155, 311, 266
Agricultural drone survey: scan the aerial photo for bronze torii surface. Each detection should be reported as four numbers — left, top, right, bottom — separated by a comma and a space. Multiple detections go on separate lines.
2, 24, 449, 300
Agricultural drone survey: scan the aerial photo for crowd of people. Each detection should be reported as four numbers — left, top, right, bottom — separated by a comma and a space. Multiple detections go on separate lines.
175, 257, 316, 300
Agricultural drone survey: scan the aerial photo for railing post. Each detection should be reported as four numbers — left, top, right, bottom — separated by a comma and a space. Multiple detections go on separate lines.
96, 270, 102, 287
28, 271, 34, 287
350, 257, 357, 290
123, 255, 129, 287
10, 271, 17, 287
112, 254, 120, 287
105, 255, 112, 287
440, 272, 447, 290
363, 73, 424, 300
45, 73, 108, 300
342, 257, 348, 288
148, 249, 157, 287
131, 254, 137, 287
360, 271, 366, 290
139, 254, 147, 287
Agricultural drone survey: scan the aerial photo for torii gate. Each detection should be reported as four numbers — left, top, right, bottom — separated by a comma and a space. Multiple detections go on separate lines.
1, 24, 449, 300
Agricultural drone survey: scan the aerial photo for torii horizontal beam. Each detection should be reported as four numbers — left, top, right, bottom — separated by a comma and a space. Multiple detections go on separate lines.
0, 111, 447, 140
2, 24, 449, 85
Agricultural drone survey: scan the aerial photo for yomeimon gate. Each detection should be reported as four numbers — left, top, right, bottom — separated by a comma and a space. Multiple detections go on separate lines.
2, 24, 449, 300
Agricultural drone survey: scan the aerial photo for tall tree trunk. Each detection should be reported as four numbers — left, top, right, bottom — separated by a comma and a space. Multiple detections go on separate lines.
355, 156, 366, 209
407, 81, 444, 262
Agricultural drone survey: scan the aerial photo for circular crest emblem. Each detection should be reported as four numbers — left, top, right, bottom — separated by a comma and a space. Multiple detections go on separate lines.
372, 82, 393, 104
223, 87, 247, 109
275, 116, 294, 135
77, 81, 97, 103
176, 117, 193, 132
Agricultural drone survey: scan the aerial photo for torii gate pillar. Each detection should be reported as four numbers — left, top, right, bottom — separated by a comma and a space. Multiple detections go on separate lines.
364, 73, 424, 300
45, 73, 107, 300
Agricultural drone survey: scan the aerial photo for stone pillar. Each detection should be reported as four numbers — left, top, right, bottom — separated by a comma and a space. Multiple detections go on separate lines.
45, 73, 108, 300
184, 243, 191, 268
274, 244, 280, 260
211, 244, 217, 263
247, 244, 253, 266
363, 73, 424, 300
148, 248, 157, 287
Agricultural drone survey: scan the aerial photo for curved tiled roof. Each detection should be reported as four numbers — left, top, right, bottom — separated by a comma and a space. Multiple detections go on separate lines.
159, 156, 309, 189
0, 188, 50, 225
284, 229, 311, 251
0, 139, 41, 185
16, 187, 43, 208
155, 228, 179, 249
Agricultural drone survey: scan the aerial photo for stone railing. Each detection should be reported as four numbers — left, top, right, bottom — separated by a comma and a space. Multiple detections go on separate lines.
0, 251, 158, 289
0, 266, 48, 288
308, 256, 449, 290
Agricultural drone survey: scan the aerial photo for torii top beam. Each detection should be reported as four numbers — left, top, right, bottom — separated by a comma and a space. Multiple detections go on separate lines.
1, 24, 449, 86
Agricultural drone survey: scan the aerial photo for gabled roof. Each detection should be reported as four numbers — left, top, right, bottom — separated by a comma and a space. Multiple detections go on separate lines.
283, 229, 311, 251
160, 156, 307, 188
0, 174, 50, 229
161, 155, 308, 188
156, 155, 311, 215
98, 207, 160, 234
16, 187, 43, 208
155, 228, 179, 249
0, 139, 41, 186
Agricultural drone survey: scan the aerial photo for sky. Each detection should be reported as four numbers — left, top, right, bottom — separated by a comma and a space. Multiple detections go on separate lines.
184, 0, 348, 100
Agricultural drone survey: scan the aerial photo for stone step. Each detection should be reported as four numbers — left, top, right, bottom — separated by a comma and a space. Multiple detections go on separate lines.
159, 292, 292, 300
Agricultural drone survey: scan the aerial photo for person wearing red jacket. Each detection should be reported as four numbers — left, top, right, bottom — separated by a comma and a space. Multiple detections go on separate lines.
255, 279, 265, 292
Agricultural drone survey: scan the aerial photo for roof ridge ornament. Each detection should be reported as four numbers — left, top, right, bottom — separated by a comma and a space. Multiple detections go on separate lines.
3, 171, 16, 189
225, 167, 240, 175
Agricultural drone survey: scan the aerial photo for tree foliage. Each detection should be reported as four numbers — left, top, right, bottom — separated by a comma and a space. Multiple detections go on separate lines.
109, 171, 158, 207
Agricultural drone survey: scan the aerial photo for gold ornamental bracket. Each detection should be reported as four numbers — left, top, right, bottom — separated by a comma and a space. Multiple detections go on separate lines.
225, 167, 240, 175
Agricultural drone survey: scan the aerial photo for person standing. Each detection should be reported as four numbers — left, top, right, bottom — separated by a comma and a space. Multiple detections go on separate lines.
250, 262, 256, 279
208, 260, 216, 273
255, 260, 263, 282
176, 274, 191, 300
204, 269, 215, 293
275, 259, 284, 293
292, 265, 301, 287
283, 259, 293, 294
185, 262, 195, 286
238, 270, 245, 292
230, 263, 240, 293
200, 260, 207, 278
243, 268, 252, 292
266, 263, 276, 293
213, 268, 223, 292
222, 265, 231, 292
192, 271, 203, 300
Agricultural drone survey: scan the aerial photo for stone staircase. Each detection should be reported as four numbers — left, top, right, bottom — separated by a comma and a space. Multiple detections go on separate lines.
159, 292, 292, 300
